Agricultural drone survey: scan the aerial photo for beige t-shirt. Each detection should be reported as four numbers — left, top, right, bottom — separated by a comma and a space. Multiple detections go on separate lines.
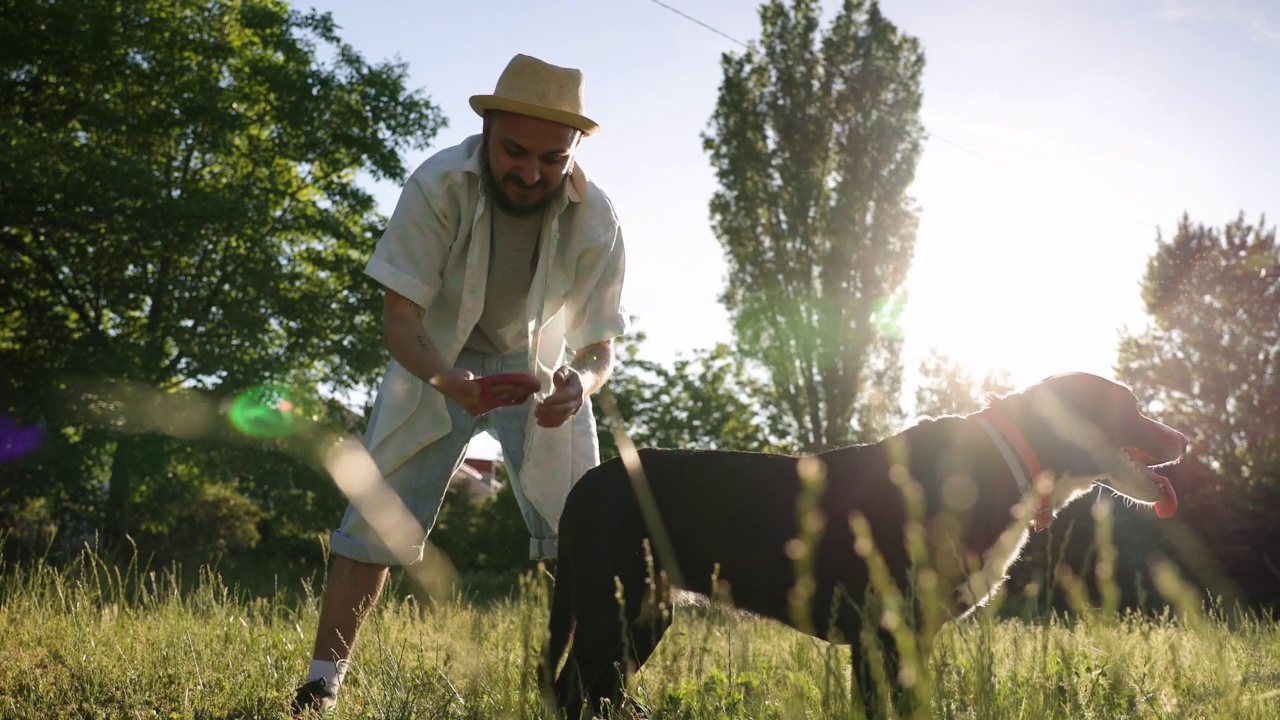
463, 206, 542, 354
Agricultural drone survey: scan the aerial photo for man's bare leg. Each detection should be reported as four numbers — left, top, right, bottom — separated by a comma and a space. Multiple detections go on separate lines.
312, 554, 391, 662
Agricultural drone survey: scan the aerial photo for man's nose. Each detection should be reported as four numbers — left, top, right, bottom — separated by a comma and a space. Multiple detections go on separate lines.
517, 162, 541, 186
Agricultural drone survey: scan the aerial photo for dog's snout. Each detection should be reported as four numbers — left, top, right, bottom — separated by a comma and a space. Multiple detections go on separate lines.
1162, 426, 1190, 457
1145, 419, 1189, 462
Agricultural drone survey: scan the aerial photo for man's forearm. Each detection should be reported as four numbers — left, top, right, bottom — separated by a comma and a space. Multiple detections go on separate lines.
568, 340, 614, 396
383, 311, 452, 385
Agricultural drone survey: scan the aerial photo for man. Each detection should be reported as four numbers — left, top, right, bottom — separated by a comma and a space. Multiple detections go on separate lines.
292, 53, 627, 716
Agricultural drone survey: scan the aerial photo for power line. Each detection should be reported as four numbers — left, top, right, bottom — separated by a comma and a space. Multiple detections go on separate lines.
640, 1, 981, 161
921, 131, 988, 161
640, 0, 1152, 231
644, 0, 748, 47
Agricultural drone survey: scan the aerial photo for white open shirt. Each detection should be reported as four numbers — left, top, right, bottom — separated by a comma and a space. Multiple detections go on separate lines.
363, 134, 628, 530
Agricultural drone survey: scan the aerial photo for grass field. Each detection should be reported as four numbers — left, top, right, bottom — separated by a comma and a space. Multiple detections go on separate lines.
1, 545, 1277, 720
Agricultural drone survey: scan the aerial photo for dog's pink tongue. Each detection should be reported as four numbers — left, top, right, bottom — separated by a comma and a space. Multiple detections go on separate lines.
1153, 475, 1177, 518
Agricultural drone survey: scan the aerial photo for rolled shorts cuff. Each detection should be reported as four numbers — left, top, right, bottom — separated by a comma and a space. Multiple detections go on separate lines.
329, 528, 423, 567
530, 536, 558, 561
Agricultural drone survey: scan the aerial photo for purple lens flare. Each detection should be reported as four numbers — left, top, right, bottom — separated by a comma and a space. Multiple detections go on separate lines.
0, 414, 44, 463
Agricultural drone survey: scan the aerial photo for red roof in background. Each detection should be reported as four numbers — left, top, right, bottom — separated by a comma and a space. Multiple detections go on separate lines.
463, 458, 498, 474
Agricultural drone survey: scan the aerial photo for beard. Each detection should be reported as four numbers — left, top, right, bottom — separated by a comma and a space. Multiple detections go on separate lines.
480, 131, 565, 218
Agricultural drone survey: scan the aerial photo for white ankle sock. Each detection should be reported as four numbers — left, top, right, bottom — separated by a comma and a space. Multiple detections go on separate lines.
306, 658, 350, 692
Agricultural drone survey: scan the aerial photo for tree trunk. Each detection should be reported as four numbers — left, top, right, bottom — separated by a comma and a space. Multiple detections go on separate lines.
105, 433, 164, 542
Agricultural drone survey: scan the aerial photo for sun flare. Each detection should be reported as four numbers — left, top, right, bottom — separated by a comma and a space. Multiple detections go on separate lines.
899, 143, 1155, 397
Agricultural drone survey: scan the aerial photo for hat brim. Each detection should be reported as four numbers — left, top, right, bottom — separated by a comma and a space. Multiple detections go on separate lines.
470, 95, 599, 136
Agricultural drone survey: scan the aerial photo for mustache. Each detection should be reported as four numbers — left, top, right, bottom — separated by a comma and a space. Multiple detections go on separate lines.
503, 172, 550, 190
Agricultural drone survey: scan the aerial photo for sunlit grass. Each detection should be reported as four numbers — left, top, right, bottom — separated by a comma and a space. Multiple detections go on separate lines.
1, 542, 1276, 720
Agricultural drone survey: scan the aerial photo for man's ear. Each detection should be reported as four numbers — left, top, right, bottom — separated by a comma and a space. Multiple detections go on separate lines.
563, 132, 584, 175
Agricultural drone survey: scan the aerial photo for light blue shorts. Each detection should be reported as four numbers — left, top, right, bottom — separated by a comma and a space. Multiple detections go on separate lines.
329, 348, 557, 566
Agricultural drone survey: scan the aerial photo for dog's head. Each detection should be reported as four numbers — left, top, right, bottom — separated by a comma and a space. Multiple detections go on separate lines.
991, 372, 1188, 517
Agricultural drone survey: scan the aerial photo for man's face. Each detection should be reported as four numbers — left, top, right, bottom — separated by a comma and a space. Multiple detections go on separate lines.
483, 111, 581, 217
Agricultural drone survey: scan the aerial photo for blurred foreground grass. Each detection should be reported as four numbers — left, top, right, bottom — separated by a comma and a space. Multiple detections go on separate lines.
0, 544, 1277, 720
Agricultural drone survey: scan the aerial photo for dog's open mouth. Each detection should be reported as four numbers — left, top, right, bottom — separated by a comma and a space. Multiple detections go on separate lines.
1122, 448, 1177, 518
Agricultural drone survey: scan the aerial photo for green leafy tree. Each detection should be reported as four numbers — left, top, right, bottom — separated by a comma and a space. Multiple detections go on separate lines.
913, 350, 1015, 418
703, 0, 925, 451
1111, 213, 1280, 610
594, 331, 792, 459
1116, 213, 1280, 488
0, 0, 445, 540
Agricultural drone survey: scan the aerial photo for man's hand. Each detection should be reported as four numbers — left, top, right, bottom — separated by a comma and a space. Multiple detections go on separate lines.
431, 369, 541, 417
429, 368, 489, 417
534, 367, 585, 428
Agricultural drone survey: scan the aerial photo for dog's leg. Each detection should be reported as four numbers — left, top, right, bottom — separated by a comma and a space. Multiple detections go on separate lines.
561, 623, 667, 720
543, 550, 578, 717
851, 626, 911, 720
626, 616, 669, 670
555, 622, 621, 720
558, 624, 625, 718
628, 562, 672, 667
555, 571, 651, 719
851, 642, 879, 720
552, 650, 587, 720
617, 602, 670, 718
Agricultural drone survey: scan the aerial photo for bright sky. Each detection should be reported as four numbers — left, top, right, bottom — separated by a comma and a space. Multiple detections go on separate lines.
297, 0, 1279, 453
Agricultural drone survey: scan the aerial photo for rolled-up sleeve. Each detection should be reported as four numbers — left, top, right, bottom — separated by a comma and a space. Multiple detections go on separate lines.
364, 174, 455, 308
566, 222, 629, 350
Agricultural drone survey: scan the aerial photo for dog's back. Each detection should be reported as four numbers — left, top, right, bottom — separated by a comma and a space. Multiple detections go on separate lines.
566, 449, 827, 607
553, 440, 923, 638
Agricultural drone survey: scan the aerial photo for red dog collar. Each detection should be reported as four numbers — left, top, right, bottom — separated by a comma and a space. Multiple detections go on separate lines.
978, 411, 1052, 532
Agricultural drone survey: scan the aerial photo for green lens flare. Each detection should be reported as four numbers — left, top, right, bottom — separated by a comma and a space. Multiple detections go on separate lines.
871, 291, 907, 340
227, 384, 302, 438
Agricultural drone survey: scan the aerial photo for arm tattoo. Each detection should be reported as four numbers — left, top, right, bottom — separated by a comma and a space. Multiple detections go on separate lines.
401, 297, 433, 356
407, 299, 431, 354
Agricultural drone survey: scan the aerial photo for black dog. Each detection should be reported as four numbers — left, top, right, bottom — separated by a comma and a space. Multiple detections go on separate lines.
541, 373, 1188, 718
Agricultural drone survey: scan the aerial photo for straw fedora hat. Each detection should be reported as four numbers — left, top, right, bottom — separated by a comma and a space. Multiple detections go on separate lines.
470, 54, 599, 136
